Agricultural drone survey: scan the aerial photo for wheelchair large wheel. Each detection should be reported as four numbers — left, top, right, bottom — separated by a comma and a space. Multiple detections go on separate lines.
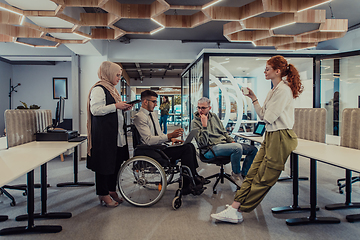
118, 156, 167, 207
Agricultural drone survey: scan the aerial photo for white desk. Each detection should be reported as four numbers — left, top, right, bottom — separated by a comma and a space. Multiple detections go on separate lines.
0, 139, 88, 235
234, 134, 360, 224
286, 139, 360, 225
0, 146, 66, 235
21, 140, 94, 188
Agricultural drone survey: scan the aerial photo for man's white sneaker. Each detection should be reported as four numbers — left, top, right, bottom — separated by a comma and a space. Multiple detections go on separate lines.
211, 205, 243, 223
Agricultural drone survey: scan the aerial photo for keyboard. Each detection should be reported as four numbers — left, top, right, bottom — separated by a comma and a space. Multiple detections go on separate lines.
68, 136, 87, 142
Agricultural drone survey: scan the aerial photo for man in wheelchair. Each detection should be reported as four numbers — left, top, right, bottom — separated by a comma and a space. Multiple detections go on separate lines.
133, 90, 209, 195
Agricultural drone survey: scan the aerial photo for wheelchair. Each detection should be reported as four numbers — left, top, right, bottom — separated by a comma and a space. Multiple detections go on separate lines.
117, 125, 197, 209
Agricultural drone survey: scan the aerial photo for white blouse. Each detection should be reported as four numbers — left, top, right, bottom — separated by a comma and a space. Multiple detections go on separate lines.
254, 80, 295, 132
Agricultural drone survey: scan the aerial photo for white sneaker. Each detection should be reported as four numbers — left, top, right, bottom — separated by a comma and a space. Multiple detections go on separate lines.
211, 206, 243, 223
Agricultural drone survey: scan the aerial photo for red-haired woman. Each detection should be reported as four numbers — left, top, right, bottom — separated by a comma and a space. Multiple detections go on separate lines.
211, 55, 303, 223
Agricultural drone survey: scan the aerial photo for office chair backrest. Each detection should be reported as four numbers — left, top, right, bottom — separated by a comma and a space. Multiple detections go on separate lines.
340, 108, 360, 150
5, 109, 52, 148
293, 108, 326, 143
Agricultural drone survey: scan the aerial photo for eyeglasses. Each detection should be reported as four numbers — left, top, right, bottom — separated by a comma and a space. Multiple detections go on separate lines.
197, 106, 209, 110
147, 99, 157, 103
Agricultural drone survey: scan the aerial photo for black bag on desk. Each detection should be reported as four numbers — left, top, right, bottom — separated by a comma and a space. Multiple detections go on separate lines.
134, 144, 170, 167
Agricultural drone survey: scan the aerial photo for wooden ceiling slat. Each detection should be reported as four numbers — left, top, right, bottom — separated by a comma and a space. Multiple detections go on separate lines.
223, 21, 243, 36
203, 6, 241, 21
239, 0, 265, 20
91, 28, 114, 39
0, 11, 23, 25
263, 0, 297, 12
0, 24, 42, 38
0, 34, 13, 42
319, 19, 348, 32
297, 0, 331, 12
23, 11, 56, 17
80, 13, 108, 26
150, 0, 169, 18
191, 11, 210, 28
254, 36, 294, 47
0, 0, 349, 50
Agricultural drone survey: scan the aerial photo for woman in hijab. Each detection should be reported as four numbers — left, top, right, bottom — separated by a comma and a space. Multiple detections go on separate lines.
87, 61, 133, 207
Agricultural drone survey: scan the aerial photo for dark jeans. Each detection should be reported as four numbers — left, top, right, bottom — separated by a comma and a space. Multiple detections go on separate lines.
162, 143, 199, 176
95, 146, 129, 196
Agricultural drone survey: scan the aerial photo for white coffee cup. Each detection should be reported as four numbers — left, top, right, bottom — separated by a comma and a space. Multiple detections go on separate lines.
242, 87, 249, 95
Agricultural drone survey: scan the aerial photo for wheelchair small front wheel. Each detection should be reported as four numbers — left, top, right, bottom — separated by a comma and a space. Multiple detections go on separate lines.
172, 196, 182, 210
118, 156, 167, 207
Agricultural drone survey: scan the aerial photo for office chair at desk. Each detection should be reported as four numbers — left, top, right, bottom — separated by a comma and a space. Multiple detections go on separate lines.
337, 176, 360, 194
0, 187, 16, 206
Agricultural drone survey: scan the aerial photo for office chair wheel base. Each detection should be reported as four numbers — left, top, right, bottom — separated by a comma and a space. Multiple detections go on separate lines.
22, 192, 27, 196
339, 190, 343, 194
10, 202, 16, 207
172, 196, 182, 210
213, 190, 217, 194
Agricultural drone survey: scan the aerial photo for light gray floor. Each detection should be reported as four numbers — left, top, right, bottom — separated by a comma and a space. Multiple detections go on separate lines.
1, 124, 360, 239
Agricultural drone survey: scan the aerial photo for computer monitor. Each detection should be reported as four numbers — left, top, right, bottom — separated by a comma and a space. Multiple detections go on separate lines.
54, 96, 65, 128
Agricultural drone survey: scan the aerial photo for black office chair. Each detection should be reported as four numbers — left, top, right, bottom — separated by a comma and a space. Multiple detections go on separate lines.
337, 176, 360, 194
197, 145, 239, 194
0, 187, 16, 206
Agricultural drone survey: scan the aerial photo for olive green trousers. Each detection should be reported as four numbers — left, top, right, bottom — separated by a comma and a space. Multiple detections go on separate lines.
234, 129, 298, 212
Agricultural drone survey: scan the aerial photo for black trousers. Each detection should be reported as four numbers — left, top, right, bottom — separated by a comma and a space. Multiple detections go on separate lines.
162, 143, 199, 176
95, 146, 129, 196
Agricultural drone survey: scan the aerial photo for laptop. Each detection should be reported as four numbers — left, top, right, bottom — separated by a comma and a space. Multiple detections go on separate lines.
240, 122, 266, 137
168, 128, 199, 147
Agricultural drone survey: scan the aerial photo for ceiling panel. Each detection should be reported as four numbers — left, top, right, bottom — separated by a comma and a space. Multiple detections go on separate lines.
114, 19, 159, 32
166, 0, 211, 6
4, 0, 57, 11
17, 37, 57, 46
164, 9, 200, 15
115, 0, 156, 4
217, 0, 256, 8
273, 23, 321, 36
27, 16, 75, 28
128, 21, 232, 41
49, 33, 87, 40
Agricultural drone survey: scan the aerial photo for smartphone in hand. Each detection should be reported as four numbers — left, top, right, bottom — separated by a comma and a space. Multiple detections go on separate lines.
126, 99, 141, 105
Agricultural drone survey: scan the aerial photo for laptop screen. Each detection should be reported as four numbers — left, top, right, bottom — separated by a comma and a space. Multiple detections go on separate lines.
254, 122, 266, 135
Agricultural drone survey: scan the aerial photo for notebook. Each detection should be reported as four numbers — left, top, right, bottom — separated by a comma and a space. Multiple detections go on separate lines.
168, 128, 199, 147
239, 122, 266, 137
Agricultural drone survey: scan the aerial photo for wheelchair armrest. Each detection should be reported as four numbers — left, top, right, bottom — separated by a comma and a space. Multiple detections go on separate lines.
136, 144, 171, 161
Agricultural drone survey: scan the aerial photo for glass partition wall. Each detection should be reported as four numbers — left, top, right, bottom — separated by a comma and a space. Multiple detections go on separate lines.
181, 53, 314, 135
320, 54, 360, 138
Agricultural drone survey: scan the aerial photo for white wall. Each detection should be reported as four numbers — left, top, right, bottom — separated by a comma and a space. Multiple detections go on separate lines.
294, 60, 313, 108
79, 55, 108, 156
0, 61, 13, 132
12, 62, 72, 120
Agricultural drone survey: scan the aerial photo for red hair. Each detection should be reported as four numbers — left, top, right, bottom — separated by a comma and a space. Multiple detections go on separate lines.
267, 55, 303, 98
